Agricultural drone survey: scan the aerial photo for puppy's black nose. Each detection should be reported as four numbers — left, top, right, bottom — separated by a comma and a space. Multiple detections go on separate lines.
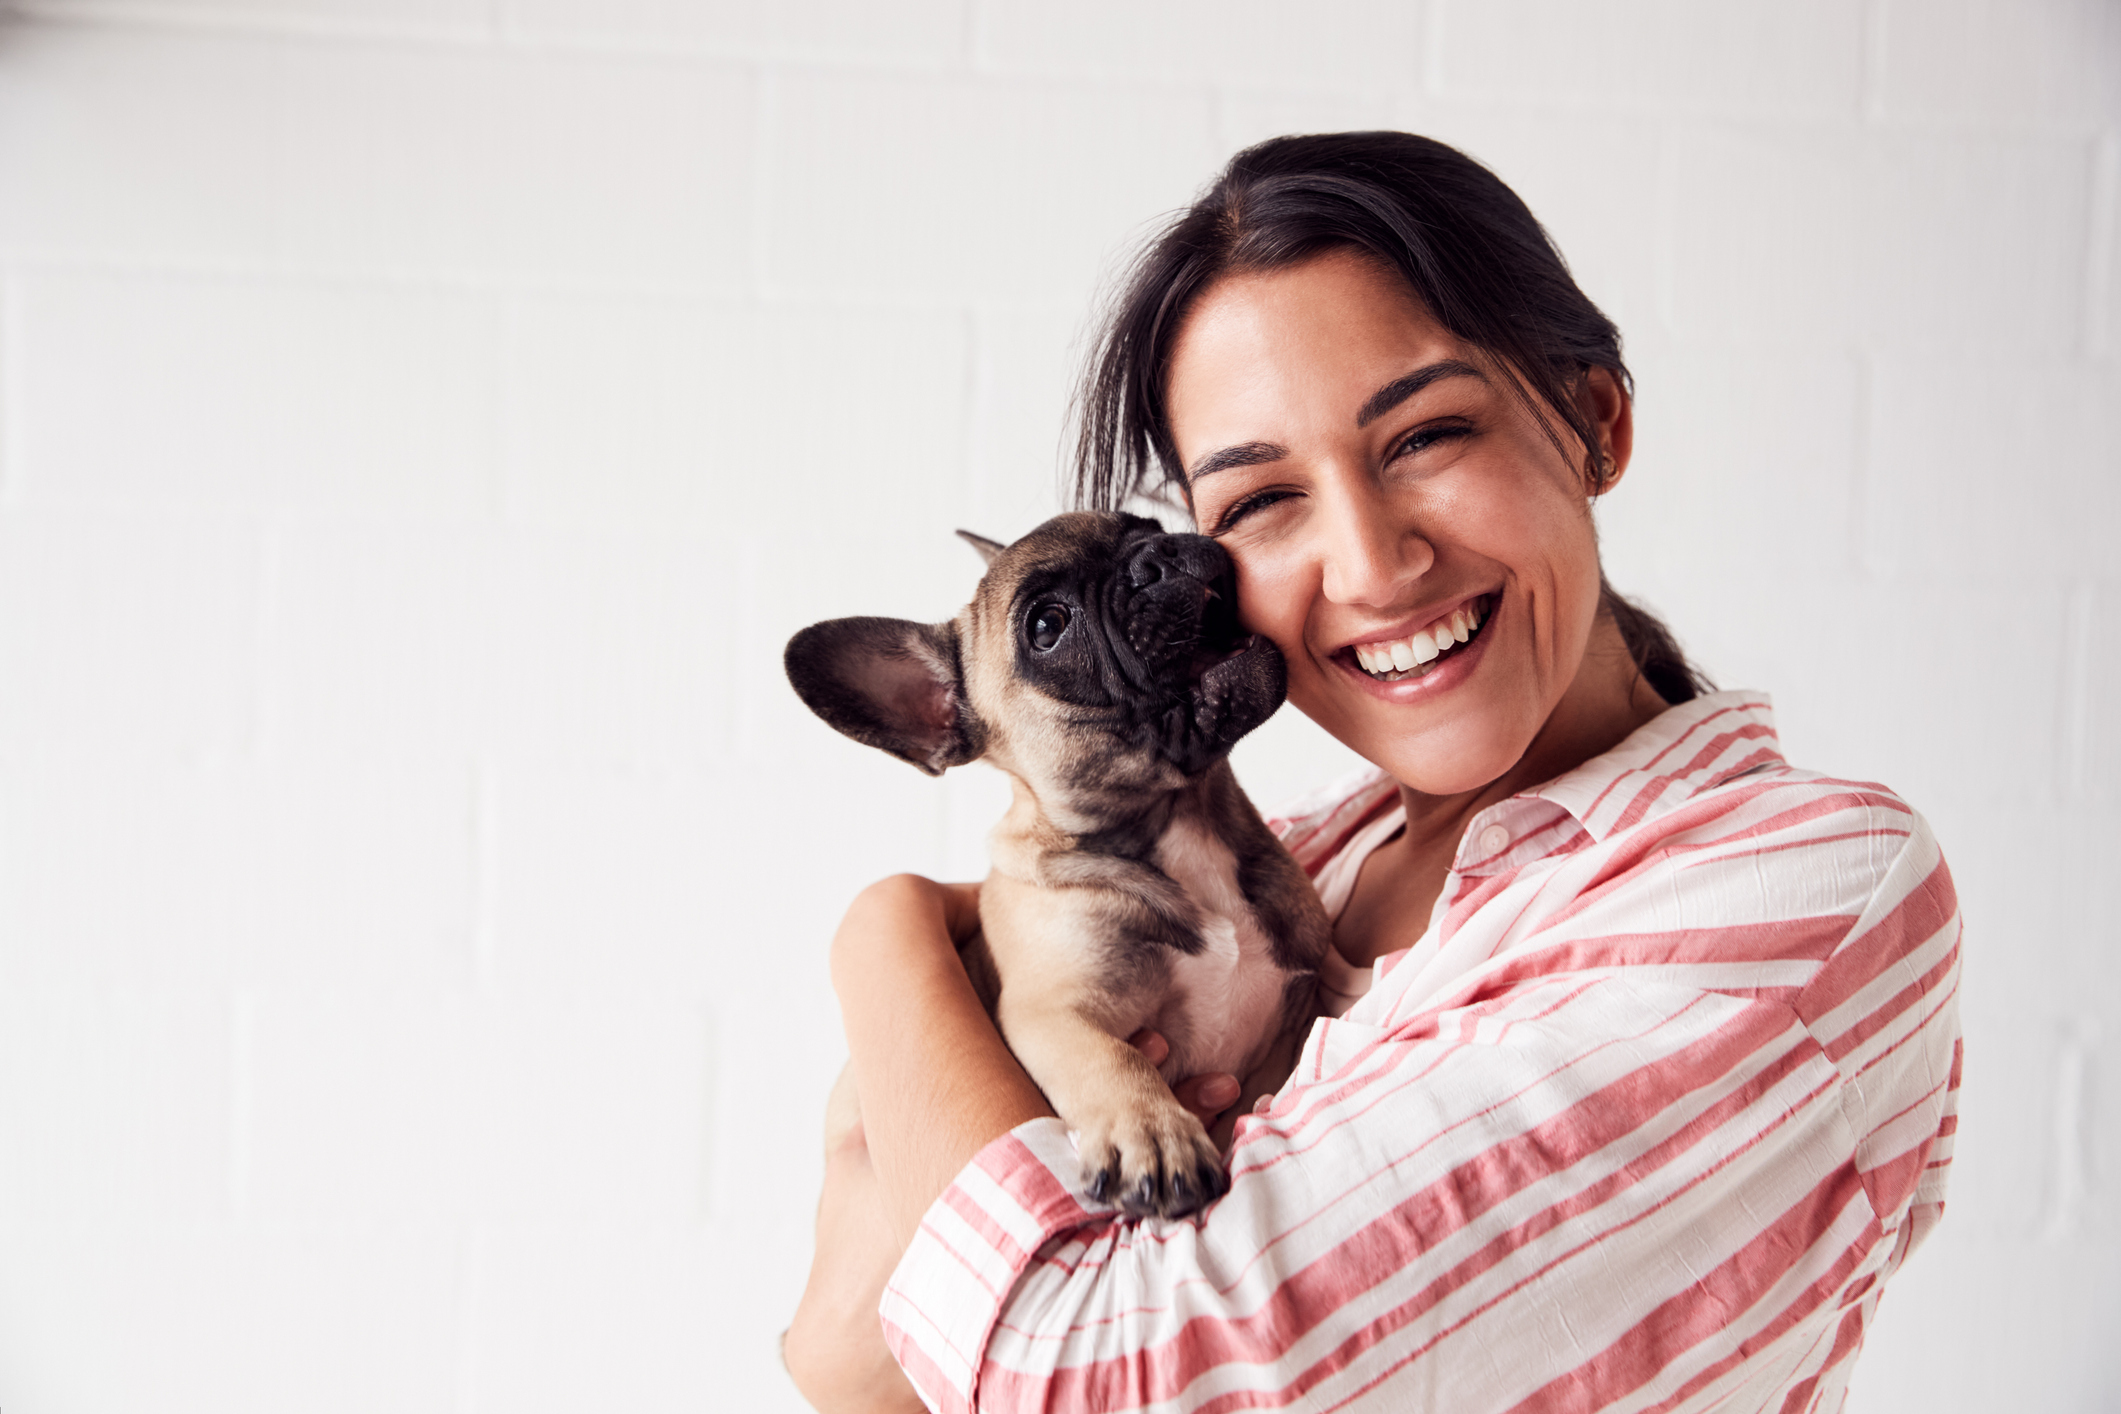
1126, 534, 1228, 591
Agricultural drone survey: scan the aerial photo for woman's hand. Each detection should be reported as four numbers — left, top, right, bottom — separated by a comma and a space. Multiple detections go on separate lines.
1127, 1028, 1243, 1133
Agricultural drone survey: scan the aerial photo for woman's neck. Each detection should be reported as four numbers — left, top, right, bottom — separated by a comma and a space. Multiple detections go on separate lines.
1334, 614, 1670, 970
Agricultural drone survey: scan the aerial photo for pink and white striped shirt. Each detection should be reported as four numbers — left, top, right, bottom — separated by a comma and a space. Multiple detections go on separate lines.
880, 692, 1963, 1413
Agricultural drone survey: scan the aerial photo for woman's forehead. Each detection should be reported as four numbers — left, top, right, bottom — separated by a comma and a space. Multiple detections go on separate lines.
1167, 254, 1478, 435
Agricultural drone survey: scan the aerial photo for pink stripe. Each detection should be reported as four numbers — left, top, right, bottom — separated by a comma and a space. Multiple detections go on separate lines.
1798, 858, 1959, 1024
1505, 1164, 1874, 1414
1575, 702, 1770, 823
1298, 1038, 1837, 1408
938, 1185, 1027, 1278
1487, 792, 1912, 962
976, 1132, 1092, 1231
1603, 722, 1783, 835
1476, 916, 1852, 994
1818, 936, 1960, 1064
982, 1002, 1816, 1407
881, 1314, 974, 1414
1773, 1305, 1868, 1414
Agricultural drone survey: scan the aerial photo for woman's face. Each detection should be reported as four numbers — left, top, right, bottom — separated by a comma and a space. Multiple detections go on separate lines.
1165, 249, 1629, 798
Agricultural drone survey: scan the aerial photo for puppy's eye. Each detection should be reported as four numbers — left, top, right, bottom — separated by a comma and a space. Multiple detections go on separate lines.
1028, 605, 1070, 652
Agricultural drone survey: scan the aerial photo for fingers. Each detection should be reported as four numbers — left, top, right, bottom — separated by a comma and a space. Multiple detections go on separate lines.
1127, 1028, 1170, 1068
1173, 1072, 1241, 1124
822, 1061, 865, 1155
1127, 1029, 1240, 1126
938, 880, 983, 946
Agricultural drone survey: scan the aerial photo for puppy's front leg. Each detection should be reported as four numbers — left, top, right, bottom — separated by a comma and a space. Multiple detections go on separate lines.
997, 997, 1227, 1219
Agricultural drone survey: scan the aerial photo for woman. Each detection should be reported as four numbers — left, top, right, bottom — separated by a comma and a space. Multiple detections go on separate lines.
785, 133, 1962, 1413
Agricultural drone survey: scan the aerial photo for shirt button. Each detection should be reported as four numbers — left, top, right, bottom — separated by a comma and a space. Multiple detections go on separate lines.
1478, 824, 1511, 855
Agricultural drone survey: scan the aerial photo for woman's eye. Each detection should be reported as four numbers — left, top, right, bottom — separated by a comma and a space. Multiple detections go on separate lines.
1029, 605, 1069, 651
1390, 422, 1473, 461
1208, 488, 1296, 535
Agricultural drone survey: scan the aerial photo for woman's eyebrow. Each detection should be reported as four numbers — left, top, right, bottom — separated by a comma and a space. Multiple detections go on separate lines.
1356, 359, 1487, 427
1187, 440, 1288, 482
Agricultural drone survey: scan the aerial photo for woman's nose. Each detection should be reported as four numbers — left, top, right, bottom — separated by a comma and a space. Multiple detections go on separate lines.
1317, 477, 1432, 607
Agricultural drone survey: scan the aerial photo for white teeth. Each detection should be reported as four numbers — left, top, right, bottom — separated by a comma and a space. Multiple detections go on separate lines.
1351, 596, 1491, 681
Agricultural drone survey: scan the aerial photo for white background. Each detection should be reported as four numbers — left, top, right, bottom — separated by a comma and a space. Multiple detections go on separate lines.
0, 1, 2117, 1410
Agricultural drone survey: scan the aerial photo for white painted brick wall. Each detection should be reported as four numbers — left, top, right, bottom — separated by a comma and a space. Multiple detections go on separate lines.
0, 3, 2115, 1410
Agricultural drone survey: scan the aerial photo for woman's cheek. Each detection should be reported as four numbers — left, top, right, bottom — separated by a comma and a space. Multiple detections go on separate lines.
1230, 551, 1306, 648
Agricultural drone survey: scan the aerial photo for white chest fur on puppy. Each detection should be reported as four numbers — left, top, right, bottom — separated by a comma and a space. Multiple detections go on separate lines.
1147, 814, 1294, 1085
786, 512, 1329, 1219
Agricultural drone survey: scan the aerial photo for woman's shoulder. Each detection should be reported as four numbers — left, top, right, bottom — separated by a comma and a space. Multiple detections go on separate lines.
1542, 690, 1932, 850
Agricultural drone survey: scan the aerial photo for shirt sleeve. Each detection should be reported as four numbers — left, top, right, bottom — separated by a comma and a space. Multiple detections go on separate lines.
881, 975, 1898, 1413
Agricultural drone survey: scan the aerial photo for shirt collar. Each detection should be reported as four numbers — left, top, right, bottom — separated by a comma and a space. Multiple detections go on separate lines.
1522, 690, 1784, 844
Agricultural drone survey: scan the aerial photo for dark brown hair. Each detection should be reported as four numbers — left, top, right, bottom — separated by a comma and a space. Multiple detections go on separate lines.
1072, 131, 1709, 704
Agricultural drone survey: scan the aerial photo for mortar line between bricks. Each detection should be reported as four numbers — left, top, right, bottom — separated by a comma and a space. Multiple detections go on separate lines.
229, 987, 256, 1222
472, 761, 499, 995
453, 1225, 484, 1414
2084, 131, 2117, 361
0, 269, 15, 506
1647, 125, 1679, 344
0, 250, 1036, 318
11, 0, 499, 51
1850, 352, 1890, 584
752, 62, 779, 303
8, 1, 978, 76
253, 523, 285, 760
961, 304, 983, 530
2040, 1018, 2098, 1242
239, 516, 270, 763
2059, 580, 2095, 803
1419, 0, 1447, 100
1858, 0, 1888, 122
0, 250, 747, 305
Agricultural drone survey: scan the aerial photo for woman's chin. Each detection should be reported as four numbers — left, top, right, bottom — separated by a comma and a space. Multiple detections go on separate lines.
1296, 670, 1545, 801
1378, 752, 1520, 801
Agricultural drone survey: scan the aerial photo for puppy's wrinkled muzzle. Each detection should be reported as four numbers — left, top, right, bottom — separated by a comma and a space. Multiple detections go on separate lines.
1124, 533, 1231, 594
1111, 532, 1242, 686
1104, 530, 1285, 776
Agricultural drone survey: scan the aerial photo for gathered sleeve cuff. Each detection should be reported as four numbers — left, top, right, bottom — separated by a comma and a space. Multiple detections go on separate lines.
879, 1117, 1101, 1414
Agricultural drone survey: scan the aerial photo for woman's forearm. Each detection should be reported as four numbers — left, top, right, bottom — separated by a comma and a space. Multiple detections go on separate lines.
784, 1097, 926, 1414
832, 875, 1051, 1242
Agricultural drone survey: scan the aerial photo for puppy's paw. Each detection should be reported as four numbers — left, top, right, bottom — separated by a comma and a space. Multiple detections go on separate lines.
1076, 1100, 1229, 1219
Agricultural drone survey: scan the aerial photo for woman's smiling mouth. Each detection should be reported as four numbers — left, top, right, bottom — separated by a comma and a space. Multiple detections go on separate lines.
1343, 594, 1496, 682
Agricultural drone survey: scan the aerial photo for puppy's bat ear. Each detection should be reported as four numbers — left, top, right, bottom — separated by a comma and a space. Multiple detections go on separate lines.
783, 617, 981, 776
955, 530, 1007, 567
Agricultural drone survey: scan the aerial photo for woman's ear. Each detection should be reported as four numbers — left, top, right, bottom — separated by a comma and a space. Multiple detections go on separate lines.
1577, 367, 1633, 494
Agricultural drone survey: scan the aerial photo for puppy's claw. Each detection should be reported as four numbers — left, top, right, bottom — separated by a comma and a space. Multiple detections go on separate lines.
1077, 1104, 1228, 1219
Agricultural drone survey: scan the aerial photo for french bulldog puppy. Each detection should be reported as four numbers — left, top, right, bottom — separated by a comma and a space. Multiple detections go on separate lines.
785, 511, 1329, 1218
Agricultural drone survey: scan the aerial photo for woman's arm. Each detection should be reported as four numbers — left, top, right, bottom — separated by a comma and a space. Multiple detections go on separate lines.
831, 874, 1053, 1240
784, 876, 1050, 1412
783, 1066, 925, 1414
786, 874, 1250, 1410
